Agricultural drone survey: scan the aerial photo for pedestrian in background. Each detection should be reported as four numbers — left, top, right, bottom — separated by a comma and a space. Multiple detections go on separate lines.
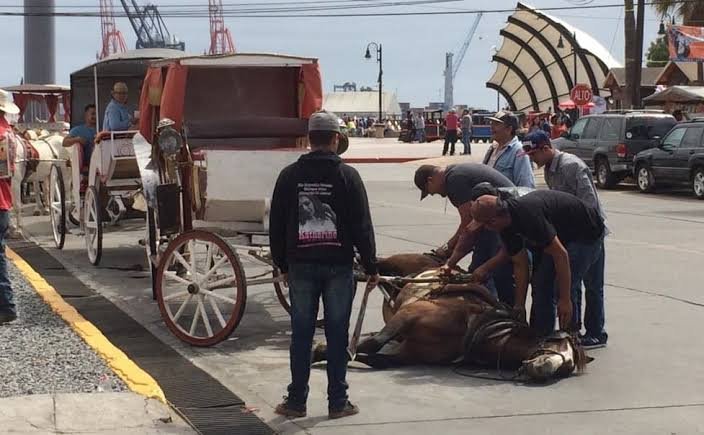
483, 111, 535, 188
461, 109, 473, 155
0, 90, 18, 325
270, 110, 379, 420
443, 108, 459, 156
415, 112, 426, 143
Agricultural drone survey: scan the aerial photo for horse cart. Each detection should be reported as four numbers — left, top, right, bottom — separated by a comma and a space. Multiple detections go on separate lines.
2, 84, 71, 232
135, 53, 324, 346
50, 49, 185, 258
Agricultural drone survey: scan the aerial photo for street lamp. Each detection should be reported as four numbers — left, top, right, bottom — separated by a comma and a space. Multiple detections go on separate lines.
364, 42, 383, 123
658, 14, 675, 35
557, 31, 578, 87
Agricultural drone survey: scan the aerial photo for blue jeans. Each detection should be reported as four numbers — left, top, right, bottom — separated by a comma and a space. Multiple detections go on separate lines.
461, 131, 472, 154
0, 211, 14, 316
471, 230, 515, 306
529, 239, 606, 337
286, 262, 355, 410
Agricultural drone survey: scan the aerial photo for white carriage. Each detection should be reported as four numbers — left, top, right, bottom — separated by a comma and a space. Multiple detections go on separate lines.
137, 53, 324, 345
52, 49, 186, 261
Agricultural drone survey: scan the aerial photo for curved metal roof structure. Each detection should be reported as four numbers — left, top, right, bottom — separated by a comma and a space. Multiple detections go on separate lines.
487, 2, 621, 112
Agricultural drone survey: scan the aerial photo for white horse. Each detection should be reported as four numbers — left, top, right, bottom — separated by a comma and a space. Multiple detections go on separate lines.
7, 127, 70, 234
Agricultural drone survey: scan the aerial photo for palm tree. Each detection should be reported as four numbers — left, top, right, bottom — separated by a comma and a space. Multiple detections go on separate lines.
651, 0, 704, 25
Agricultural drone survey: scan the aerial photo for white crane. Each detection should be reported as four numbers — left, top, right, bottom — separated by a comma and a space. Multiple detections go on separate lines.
444, 12, 483, 111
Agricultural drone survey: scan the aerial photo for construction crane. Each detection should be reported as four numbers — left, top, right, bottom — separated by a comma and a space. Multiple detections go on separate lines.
208, 0, 235, 55
119, 0, 185, 51
98, 0, 127, 59
443, 12, 483, 111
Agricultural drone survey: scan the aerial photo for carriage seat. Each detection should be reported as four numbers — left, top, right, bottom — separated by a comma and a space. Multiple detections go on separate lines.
185, 117, 307, 150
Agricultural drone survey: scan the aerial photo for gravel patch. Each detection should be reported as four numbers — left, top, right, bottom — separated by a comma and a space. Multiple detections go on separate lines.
0, 262, 127, 398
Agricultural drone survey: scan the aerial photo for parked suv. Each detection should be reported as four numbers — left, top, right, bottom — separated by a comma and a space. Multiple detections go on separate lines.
552, 112, 677, 188
633, 120, 704, 199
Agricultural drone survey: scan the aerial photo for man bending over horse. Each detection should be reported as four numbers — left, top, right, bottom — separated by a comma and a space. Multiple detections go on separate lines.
413, 163, 517, 304
470, 190, 606, 335
270, 110, 379, 420
520, 130, 608, 348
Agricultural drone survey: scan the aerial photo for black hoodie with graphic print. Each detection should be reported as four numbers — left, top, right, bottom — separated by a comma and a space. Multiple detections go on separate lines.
269, 150, 378, 275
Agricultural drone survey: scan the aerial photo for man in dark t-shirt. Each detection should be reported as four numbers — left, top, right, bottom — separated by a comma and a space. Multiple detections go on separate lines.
470, 190, 605, 334
413, 163, 517, 304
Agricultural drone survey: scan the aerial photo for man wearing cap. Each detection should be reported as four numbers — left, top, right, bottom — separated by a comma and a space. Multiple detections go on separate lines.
413, 163, 518, 304
520, 130, 608, 348
470, 190, 605, 336
103, 82, 135, 132
483, 111, 535, 188
443, 108, 459, 156
270, 110, 378, 420
0, 89, 18, 324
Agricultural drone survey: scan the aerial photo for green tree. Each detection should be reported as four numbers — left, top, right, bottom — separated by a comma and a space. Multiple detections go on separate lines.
651, 0, 704, 25
646, 36, 669, 67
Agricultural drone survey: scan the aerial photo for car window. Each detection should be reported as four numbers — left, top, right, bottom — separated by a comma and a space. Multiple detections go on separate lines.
680, 126, 704, 148
626, 117, 676, 140
582, 118, 602, 139
599, 117, 621, 141
650, 118, 677, 138
570, 118, 588, 138
662, 127, 686, 148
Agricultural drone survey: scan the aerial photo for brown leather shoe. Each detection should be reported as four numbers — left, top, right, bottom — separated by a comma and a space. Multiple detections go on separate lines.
274, 400, 306, 418
328, 401, 359, 419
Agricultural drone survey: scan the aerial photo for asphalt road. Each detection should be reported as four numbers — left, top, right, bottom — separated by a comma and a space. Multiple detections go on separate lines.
16, 139, 704, 434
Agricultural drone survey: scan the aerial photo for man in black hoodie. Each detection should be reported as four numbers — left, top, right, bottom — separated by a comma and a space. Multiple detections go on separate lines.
270, 110, 379, 420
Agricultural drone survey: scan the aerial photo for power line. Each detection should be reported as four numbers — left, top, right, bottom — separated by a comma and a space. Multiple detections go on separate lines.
0, 0, 699, 18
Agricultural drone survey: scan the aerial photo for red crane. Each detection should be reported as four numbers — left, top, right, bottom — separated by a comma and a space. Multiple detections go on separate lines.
98, 0, 127, 59
208, 0, 235, 55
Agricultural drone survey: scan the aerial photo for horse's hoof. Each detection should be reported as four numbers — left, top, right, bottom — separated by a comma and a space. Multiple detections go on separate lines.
311, 342, 327, 364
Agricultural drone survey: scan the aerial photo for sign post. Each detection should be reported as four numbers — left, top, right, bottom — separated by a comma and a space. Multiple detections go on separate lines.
571, 84, 593, 117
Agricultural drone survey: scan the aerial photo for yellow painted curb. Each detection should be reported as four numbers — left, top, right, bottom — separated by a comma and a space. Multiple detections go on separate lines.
7, 248, 166, 403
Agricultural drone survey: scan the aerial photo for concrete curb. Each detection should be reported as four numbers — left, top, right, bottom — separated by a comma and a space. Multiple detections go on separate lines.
6, 248, 167, 404
343, 157, 431, 163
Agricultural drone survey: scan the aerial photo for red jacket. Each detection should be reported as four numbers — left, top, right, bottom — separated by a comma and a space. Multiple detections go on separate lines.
0, 117, 14, 211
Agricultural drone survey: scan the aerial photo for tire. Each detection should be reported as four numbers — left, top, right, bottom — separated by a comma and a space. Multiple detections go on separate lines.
636, 164, 656, 193
156, 230, 247, 346
49, 165, 66, 249
692, 167, 704, 200
595, 158, 618, 189
84, 186, 103, 266
274, 268, 325, 328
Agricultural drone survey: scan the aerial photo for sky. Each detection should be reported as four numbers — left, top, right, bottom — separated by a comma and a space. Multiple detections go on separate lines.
0, 0, 663, 110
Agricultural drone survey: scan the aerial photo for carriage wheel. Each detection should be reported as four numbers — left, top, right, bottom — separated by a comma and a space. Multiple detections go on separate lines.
68, 205, 80, 226
84, 186, 103, 266
156, 230, 247, 346
273, 269, 325, 328
146, 207, 160, 300
49, 165, 66, 250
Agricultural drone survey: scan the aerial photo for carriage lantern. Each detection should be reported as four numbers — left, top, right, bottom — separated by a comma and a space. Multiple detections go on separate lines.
156, 118, 182, 157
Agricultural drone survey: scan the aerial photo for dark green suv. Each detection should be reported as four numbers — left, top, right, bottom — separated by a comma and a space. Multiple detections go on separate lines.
552, 112, 677, 188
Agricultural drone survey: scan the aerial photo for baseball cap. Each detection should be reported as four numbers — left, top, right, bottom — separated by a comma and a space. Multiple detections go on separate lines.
308, 110, 349, 155
487, 110, 519, 131
519, 130, 551, 156
414, 164, 437, 200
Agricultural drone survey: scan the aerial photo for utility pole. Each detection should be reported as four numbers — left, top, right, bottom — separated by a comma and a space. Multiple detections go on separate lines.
633, 0, 645, 108
624, 0, 636, 109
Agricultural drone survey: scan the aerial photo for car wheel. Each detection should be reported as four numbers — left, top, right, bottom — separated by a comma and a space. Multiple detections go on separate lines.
636, 164, 656, 193
692, 167, 704, 200
595, 158, 618, 189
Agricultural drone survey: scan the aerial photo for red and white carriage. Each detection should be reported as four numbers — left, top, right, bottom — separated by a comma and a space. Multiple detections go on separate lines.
136, 53, 323, 345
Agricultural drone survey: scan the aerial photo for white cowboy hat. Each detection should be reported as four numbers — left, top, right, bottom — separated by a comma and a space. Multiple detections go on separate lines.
0, 89, 20, 115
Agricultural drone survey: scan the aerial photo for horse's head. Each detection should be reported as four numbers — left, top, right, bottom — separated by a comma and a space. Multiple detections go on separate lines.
521, 331, 589, 382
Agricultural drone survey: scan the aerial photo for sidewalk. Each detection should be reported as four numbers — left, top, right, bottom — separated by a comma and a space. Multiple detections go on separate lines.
0, 392, 195, 434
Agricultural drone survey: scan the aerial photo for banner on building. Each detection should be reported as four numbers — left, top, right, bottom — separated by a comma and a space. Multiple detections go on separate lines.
667, 25, 704, 62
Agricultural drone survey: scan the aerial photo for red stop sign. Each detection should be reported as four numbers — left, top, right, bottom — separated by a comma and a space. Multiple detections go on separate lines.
571, 84, 593, 106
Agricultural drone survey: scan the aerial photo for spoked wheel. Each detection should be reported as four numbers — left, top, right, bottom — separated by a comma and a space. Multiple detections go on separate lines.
49, 165, 66, 249
156, 230, 247, 346
84, 186, 103, 266
274, 269, 325, 328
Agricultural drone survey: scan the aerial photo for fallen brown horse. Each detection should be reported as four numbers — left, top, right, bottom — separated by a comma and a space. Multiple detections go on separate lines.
316, 266, 588, 382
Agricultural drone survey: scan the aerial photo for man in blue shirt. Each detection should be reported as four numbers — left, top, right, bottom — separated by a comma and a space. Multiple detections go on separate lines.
482, 111, 535, 188
103, 82, 134, 132
63, 104, 97, 172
